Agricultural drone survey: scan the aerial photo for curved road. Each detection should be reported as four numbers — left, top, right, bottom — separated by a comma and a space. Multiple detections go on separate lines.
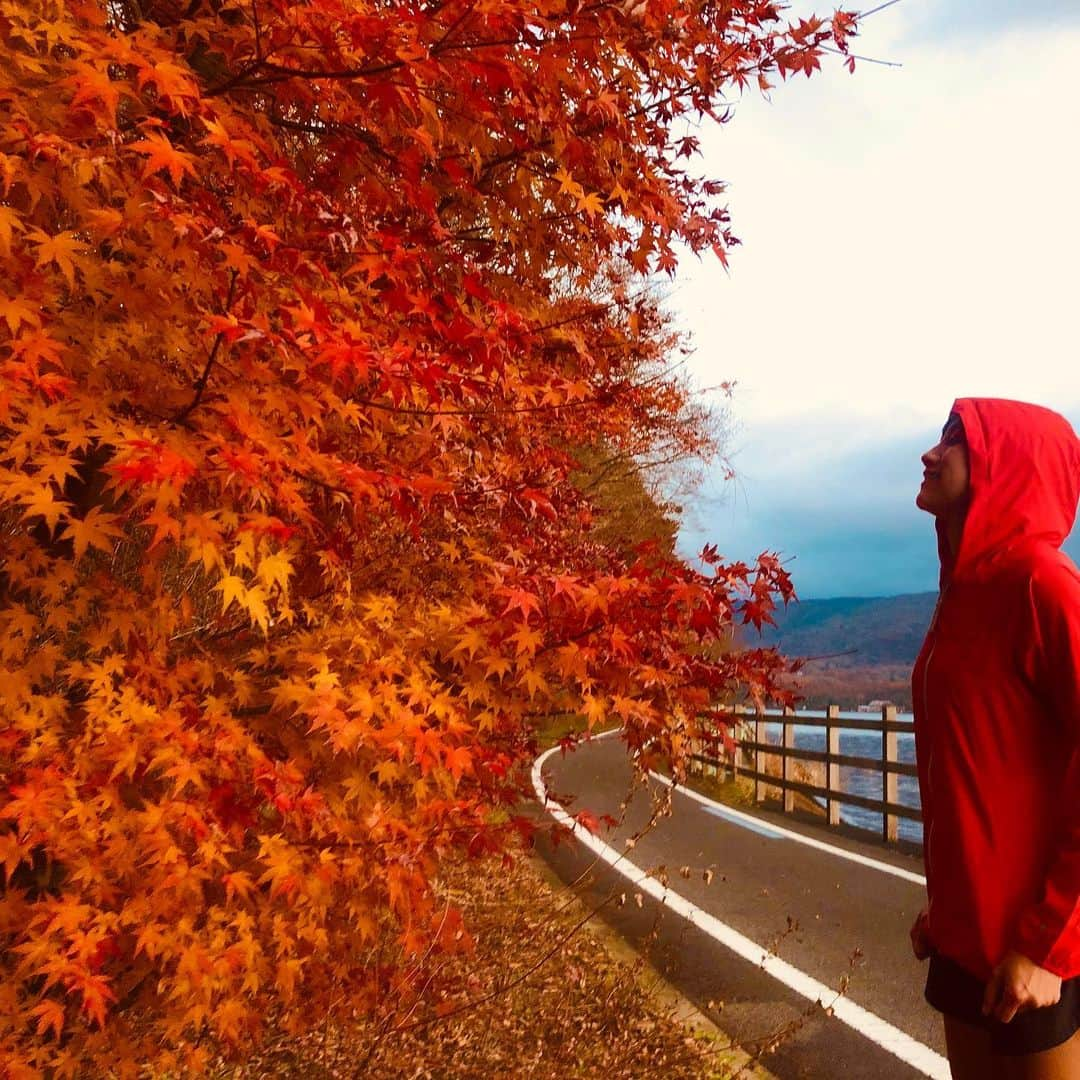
534, 732, 949, 1080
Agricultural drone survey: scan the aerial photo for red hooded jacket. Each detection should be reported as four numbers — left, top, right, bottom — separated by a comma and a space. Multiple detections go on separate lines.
912, 398, 1080, 982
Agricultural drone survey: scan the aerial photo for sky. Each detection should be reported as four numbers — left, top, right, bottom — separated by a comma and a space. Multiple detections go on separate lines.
671, 0, 1080, 599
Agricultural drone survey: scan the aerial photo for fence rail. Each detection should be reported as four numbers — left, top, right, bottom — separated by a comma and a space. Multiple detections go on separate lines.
689, 703, 922, 844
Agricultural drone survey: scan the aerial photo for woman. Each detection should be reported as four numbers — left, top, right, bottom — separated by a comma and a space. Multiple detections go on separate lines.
910, 398, 1080, 1079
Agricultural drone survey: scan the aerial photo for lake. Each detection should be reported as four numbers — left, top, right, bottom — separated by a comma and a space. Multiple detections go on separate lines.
756, 710, 923, 845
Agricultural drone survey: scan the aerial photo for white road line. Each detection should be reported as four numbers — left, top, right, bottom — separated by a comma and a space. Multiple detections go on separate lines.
533, 744, 949, 1080
648, 769, 927, 887
701, 803, 787, 839
556, 729, 925, 883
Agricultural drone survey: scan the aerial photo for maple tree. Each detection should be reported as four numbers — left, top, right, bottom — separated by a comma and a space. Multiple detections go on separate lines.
0, 0, 855, 1073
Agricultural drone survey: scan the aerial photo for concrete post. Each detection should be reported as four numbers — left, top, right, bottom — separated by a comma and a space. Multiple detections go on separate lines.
782, 705, 796, 814
826, 704, 841, 827
882, 704, 898, 842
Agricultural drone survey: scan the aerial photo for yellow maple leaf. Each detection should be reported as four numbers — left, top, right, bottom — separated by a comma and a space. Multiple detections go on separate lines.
214, 997, 250, 1042
577, 190, 605, 217
84, 207, 125, 238
141, 508, 181, 550
244, 585, 270, 632
27, 229, 90, 288
374, 759, 402, 786
0, 205, 25, 257
164, 758, 205, 794
19, 484, 67, 532
257, 551, 292, 592
553, 167, 583, 199
215, 574, 246, 613
0, 295, 40, 335
135, 59, 199, 111
449, 626, 486, 661
219, 242, 258, 276
231, 530, 256, 571
517, 668, 549, 699
58, 506, 125, 560
34, 451, 80, 486
482, 655, 512, 680
508, 624, 543, 657
582, 696, 607, 727
222, 871, 256, 905
201, 118, 260, 170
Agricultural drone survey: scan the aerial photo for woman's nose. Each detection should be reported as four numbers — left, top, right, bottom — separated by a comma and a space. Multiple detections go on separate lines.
921, 445, 939, 468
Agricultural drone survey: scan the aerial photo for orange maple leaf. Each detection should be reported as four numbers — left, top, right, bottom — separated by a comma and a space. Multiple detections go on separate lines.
128, 133, 198, 186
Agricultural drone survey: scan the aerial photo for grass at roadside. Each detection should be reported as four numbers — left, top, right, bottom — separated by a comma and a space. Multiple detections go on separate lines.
533, 711, 621, 751
214, 853, 774, 1079
662, 750, 827, 823
669, 766, 758, 809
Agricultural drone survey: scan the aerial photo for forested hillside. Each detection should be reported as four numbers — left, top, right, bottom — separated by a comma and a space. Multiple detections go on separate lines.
760, 592, 937, 666
756, 592, 939, 709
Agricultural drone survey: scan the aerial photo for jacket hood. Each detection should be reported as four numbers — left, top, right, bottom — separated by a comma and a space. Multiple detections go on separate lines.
940, 398, 1080, 585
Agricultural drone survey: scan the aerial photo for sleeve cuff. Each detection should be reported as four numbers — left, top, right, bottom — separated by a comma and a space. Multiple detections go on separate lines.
1012, 909, 1070, 977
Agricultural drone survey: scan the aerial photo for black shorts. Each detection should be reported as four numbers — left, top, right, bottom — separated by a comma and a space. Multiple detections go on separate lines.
925, 951, 1080, 1056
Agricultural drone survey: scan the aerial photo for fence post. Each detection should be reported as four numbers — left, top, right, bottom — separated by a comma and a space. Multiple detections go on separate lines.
826, 704, 841, 827
757, 708, 769, 799
782, 706, 796, 814
738, 708, 753, 777
730, 705, 742, 782
750, 705, 764, 803
882, 704, 898, 842
701, 707, 718, 780
721, 704, 730, 781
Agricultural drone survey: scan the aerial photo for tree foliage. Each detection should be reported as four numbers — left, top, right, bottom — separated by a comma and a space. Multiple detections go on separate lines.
0, 0, 853, 1072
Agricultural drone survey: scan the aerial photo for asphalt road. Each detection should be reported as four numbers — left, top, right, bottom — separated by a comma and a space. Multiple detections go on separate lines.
534, 732, 949, 1080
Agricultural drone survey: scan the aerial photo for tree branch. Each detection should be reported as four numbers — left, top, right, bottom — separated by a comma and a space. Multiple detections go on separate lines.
173, 270, 239, 425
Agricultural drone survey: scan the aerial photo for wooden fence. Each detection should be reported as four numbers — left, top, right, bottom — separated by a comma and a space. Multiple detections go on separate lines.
688, 703, 922, 844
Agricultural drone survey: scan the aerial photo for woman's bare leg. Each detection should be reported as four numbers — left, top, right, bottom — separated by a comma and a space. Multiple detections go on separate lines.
996, 1028, 1080, 1080
943, 1014, 997, 1080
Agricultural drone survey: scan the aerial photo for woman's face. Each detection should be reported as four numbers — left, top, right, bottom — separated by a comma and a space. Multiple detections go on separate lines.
917, 415, 970, 517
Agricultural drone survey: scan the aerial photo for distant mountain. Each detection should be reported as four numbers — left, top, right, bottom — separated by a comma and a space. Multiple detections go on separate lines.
757, 592, 938, 668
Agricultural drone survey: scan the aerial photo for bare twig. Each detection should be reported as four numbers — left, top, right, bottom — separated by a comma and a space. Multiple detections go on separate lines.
174, 270, 240, 424
858, 0, 903, 19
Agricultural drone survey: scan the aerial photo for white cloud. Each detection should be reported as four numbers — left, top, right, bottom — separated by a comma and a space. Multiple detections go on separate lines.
673, 19, 1080, 431
670, 12, 1080, 594
899, 0, 1080, 43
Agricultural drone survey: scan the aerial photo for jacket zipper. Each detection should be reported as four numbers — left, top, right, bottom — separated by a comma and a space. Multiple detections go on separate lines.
921, 585, 948, 918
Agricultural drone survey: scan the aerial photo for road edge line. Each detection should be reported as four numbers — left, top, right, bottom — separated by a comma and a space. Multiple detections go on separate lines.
648, 769, 927, 886
553, 728, 925, 885
532, 743, 949, 1080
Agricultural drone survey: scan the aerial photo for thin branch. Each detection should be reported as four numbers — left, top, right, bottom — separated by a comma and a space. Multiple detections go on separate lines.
203, 57, 269, 98
267, 113, 396, 162
796, 648, 861, 663
212, 31, 603, 93
349, 393, 611, 419
173, 270, 240, 424
822, 44, 902, 67
431, 1, 478, 50
250, 0, 264, 60
858, 0, 903, 19
363, 886, 613, 1048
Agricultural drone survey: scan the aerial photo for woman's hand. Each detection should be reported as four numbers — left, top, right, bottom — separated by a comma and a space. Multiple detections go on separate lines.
982, 951, 1062, 1023
909, 906, 932, 960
